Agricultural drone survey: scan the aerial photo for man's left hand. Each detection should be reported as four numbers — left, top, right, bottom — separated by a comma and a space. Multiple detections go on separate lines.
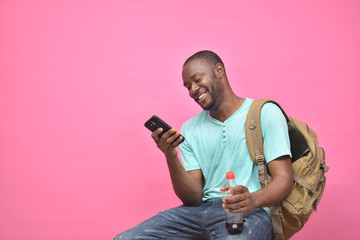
220, 185, 256, 214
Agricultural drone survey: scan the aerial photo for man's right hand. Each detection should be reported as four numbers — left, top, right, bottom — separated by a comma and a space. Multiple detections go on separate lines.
151, 128, 184, 158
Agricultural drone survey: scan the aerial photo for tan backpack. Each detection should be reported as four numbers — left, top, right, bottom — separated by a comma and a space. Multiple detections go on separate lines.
245, 99, 329, 240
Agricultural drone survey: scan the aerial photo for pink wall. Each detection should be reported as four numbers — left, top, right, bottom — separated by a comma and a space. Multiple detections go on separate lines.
0, 0, 359, 239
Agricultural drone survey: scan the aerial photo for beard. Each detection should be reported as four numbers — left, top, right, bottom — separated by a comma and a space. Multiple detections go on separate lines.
202, 81, 220, 111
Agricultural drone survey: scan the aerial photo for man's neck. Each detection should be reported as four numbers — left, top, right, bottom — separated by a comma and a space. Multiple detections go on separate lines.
209, 96, 245, 122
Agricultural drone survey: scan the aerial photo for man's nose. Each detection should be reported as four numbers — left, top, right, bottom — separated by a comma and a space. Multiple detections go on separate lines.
189, 82, 199, 97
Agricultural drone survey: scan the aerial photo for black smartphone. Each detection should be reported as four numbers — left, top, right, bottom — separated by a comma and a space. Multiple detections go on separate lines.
144, 115, 185, 144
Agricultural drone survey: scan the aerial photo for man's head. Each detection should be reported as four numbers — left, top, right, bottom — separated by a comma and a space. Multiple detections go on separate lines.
183, 50, 226, 73
182, 50, 227, 111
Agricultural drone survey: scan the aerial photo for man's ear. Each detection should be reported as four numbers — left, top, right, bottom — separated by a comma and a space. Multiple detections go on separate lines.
214, 63, 225, 78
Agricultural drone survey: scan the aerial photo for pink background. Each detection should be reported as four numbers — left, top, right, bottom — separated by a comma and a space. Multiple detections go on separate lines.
0, 0, 359, 239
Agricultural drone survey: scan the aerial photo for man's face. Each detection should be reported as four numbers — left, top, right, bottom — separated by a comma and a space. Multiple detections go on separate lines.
182, 59, 220, 110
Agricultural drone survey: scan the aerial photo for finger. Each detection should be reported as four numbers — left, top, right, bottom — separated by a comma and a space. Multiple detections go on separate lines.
163, 130, 180, 147
171, 132, 183, 147
223, 194, 252, 213
220, 185, 230, 192
228, 185, 248, 195
226, 202, 253, 214
161, 128, 176, 139
224, 197, 250, 208
224, 191, 251, 204
151, 128, 163, 141
222, 200, 242, 213
159, 128, 177, 146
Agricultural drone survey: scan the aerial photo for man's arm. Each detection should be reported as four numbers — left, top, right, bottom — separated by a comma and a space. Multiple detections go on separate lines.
222, 155, 293, 213
152, 127, 203, 206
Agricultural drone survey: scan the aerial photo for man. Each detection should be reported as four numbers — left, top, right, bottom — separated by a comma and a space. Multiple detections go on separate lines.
114, 50, 293, 240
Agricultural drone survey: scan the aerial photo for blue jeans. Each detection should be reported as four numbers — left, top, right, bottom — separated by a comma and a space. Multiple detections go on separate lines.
113, 199, 274, 240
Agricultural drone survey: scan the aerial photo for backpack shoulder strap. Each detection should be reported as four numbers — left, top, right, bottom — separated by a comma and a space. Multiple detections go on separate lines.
245, 99, 289, 167
245, 98, 288, 240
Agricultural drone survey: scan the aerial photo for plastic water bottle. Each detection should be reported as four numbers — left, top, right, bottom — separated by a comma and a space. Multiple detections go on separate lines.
223, 171, 244, 235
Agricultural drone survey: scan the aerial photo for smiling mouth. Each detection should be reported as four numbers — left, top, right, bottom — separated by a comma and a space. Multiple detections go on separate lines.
197, 92, 207, 101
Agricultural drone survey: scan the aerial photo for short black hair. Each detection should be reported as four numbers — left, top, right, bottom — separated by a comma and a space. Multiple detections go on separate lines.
183, 50, 225, 72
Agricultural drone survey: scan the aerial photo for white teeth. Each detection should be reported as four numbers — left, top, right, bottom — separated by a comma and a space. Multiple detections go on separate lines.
198, 93, 206, 100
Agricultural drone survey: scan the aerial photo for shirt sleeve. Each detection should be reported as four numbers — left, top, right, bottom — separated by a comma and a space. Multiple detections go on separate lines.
260, 103, 292, 163
179, 124, 201, 171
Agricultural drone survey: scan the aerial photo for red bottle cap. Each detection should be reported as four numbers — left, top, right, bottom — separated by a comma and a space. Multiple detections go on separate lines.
226, 171, 235, 179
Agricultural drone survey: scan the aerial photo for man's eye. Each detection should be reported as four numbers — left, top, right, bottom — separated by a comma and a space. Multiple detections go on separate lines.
195, 78, 201, 82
